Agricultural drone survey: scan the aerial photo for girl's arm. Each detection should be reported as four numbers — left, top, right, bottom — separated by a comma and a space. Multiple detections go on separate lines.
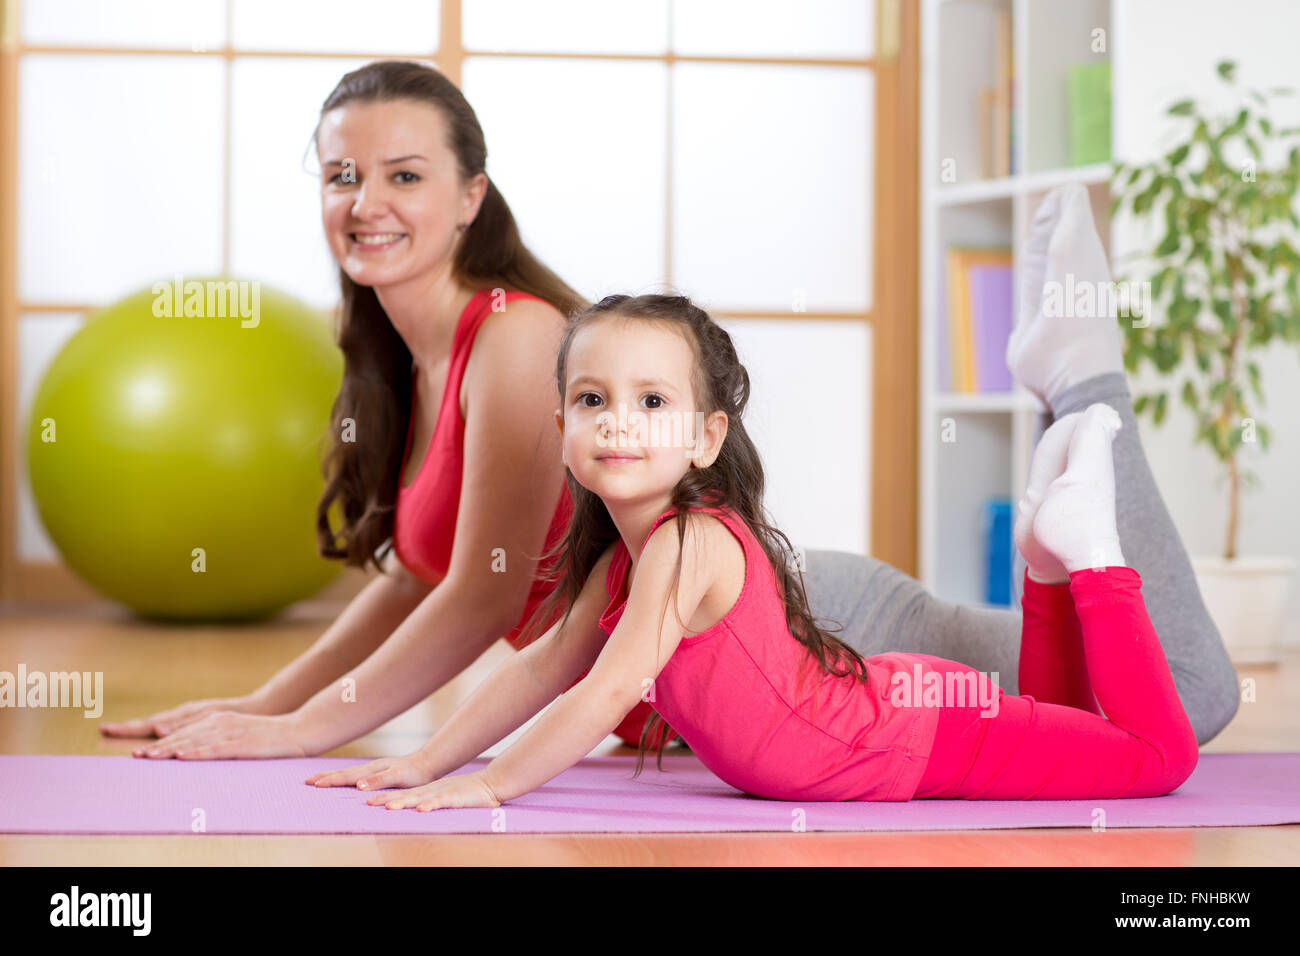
479, 514, 719, 803
402, 545, 621, 780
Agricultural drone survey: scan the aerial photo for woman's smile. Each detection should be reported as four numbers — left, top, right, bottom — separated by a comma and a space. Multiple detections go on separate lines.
350, 231, 407, 251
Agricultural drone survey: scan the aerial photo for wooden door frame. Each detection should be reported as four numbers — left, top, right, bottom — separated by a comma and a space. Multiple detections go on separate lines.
0, 0, 920, 602
870, 0, 920, 575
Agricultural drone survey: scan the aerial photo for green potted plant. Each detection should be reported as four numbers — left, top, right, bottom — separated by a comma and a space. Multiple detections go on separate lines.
1109, 59, 1300, 657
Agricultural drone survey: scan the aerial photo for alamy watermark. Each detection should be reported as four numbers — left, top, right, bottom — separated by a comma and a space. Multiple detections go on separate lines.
1039, 274, 1153, 328
596, 403, 710, 459
0, 664, 103, 718
151, 274, 261, 328
889, 662, 1001, 718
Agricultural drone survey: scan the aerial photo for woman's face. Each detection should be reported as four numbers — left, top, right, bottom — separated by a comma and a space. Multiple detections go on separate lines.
316, 98, 484, 289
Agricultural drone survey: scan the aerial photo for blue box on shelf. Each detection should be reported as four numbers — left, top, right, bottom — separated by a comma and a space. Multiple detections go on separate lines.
982, 498, 1014, 606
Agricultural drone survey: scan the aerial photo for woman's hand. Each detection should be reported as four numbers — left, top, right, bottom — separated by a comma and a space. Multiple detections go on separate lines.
100, 694, 271, 739
363, 770, 502, 811
130, 710, 316, 759
304, 753, 437, 792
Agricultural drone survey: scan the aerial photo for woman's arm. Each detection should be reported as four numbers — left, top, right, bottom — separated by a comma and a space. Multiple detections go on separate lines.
291, 299, 572, 755
251, 552, 434, 714
137, 297, 572, 759
101, 551, 432, 737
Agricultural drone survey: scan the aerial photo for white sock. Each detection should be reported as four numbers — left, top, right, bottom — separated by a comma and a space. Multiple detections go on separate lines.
1014, 412, 1082, 584
1005, 184, 1126, 409
1033, 403, 1127, 574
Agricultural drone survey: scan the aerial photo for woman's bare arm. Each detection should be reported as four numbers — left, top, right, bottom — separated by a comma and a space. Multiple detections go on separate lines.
292, 297, 571, 754
249, 552, 435, 714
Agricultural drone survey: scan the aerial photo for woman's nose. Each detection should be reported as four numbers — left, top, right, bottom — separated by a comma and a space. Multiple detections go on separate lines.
350, 179, 390, 219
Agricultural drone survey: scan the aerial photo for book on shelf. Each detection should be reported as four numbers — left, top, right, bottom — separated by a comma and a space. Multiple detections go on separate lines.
978, 8, 1015, 179
1068, 60, 1111, 166
941, 246, 1013, 393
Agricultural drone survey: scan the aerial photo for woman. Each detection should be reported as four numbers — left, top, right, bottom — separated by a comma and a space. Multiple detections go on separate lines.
101, 62, 1238, 758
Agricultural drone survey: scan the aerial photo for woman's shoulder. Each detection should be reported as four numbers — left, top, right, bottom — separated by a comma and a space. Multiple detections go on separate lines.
469, 291, 566, 353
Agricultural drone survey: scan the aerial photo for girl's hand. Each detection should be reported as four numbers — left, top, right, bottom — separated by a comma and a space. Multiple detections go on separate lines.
131, 710, 314, 759
305, 753, 436, 791
365, 771, 502, 811
100, 694, 269, 739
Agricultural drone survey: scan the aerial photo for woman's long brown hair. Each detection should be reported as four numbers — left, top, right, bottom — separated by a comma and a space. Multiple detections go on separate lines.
312, 59, 589, 572
518, 294, 871, 776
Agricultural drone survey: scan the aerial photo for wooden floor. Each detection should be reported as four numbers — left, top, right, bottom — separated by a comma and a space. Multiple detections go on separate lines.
1, 598, 1297, 866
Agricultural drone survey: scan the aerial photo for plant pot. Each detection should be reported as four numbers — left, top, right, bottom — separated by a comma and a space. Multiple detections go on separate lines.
1191, 555, 1297, 662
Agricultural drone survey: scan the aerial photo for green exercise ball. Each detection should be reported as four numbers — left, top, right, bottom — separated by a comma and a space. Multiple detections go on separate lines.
26, 278, 344, 621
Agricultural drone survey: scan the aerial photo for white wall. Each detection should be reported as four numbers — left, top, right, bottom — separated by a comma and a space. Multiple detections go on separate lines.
1113, 0, 1300, 643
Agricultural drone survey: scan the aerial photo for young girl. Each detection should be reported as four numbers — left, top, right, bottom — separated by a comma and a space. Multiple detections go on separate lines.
306, 294, 1199, 805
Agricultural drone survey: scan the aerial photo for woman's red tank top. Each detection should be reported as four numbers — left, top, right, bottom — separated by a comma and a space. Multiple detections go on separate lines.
392, 288, 574, 650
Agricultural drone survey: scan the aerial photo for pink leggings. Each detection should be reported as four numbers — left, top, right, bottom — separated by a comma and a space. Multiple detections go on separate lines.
913, 566, 1200, 800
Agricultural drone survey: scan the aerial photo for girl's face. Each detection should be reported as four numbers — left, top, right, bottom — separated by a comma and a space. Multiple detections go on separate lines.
316, 98, 485, 289
555, 317, 727, 507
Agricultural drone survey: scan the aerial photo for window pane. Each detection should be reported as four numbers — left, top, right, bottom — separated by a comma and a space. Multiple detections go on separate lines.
231, 0, 440, 54
462, 56, 667, 302
672, 62, 872, 313
230, 58, 372, 309
21, 0, 226, 50
722, 317, 870, 553
16, 314, 87, 561
673, 0, 874, 59
18, 55, 225, 303
463, 0, 669, 54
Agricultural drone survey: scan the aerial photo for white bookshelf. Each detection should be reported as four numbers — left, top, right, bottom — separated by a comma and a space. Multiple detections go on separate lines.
920, 0, 1114, 608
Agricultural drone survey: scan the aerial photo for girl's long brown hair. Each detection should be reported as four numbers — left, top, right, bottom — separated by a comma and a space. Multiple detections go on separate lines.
519, 294, 871, 775
312, 60, 589, 572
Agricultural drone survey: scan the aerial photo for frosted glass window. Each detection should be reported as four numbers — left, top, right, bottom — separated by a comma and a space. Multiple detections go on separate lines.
21, 0, 226, 50
462, 56, 667, 303
672, 63, 872, 313
230, 58, 370, 310
673, 0, 874, 60
16, 314, 87, 561
18, 55, 225, 304
721, 317, 870, 554
463, 0, 669, 54
231, 0, 440, 53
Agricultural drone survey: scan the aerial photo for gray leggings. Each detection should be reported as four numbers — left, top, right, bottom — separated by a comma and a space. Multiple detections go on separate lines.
797, 371, 1240, 746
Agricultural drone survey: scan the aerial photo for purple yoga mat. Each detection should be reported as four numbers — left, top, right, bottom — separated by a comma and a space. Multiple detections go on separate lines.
1, 753, 1296, 834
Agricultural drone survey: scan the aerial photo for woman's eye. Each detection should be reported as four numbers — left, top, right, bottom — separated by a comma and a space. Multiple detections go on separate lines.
395, 171, 419, 184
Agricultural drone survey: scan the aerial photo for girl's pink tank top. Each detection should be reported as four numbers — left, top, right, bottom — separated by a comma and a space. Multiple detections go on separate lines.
598, 503, 943, 800
393, 288, 573, 651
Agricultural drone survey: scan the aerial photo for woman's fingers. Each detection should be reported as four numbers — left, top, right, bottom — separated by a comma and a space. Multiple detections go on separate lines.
130, 711, 308, 760
99, 714, 163, 738
102, 700, 221, 738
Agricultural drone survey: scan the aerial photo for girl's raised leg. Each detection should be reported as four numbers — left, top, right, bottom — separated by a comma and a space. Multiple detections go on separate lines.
797, 185, 1237, 746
